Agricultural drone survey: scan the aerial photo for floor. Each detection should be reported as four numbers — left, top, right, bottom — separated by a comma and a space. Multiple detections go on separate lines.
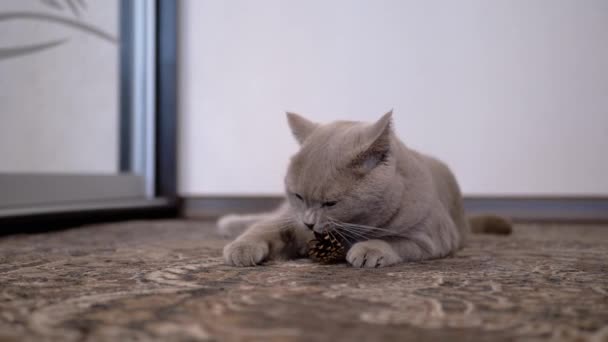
0, 220, 607, 341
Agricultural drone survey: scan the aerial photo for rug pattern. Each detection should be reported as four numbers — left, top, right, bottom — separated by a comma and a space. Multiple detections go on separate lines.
0, 220, 607, 341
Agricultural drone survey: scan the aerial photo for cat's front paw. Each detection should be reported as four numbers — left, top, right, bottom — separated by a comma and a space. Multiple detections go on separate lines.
346, 240, 401, 268
223, 238, 269, 267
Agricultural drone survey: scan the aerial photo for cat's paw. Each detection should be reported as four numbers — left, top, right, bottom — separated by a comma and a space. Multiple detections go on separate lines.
346, 240, 401, 268
223, 238, 269, 267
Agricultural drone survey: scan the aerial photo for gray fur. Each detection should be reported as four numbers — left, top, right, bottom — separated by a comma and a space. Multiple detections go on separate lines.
222, 111, 475, 267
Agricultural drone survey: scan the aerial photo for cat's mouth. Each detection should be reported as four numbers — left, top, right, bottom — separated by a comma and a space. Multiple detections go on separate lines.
311, 223, 332, 235
313, 230, 327, 241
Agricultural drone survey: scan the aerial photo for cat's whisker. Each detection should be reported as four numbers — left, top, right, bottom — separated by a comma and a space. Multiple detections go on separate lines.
327, 219, 370, 234
328, 218, 401, 234
340, 227, 386, 238
328, 218, 411, 240
329, 220, 386, 231
331, 224, 370, 241
327, 229, 340, 244
331, 224, 374, 244
326, 221, 363, 243
327, 218, 376, 233
330, 226, 357, 246
338, 230, 364, 245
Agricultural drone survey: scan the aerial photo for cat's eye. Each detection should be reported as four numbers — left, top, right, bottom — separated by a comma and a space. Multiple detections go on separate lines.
322, 201, 337, 208
295, 193, 303, 201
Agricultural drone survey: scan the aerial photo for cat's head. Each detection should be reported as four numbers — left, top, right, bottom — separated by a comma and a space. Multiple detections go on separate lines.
284, 111, 396, 234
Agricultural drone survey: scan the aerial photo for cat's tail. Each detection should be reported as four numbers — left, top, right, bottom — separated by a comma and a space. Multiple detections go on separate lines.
217, 213, 270, 238
468, 215, 512, 235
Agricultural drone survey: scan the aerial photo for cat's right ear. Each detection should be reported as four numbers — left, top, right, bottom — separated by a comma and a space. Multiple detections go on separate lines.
286, 112, 318, 145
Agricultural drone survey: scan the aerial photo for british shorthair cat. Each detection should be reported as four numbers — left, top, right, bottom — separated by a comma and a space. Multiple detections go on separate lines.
220, 111, 511, 268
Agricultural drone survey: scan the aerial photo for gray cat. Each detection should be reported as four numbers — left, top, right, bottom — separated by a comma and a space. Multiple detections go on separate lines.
220, 111, 511, 268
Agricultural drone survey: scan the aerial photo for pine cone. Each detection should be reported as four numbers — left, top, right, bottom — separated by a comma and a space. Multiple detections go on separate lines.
308, 231, 347, 264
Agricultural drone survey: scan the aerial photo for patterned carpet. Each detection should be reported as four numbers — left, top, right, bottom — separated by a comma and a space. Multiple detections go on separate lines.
0, 220, 607, 341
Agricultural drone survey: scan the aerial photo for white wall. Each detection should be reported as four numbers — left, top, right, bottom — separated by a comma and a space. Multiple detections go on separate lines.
0, 0, 118, 173
179, 0, 608, 197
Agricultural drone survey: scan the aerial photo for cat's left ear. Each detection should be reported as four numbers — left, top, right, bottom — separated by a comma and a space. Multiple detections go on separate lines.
352, 110, 393, 172
286, 112, 318, 145
366, 110, 393, 151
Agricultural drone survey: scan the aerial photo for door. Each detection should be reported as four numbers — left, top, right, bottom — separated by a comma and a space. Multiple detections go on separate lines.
0, 0, 173, 220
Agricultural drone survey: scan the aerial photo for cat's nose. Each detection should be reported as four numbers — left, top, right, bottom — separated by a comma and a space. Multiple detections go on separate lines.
304, 223, 314, 230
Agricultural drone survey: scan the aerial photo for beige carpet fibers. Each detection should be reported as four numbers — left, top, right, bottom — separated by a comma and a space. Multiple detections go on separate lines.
0, 220, 607, 341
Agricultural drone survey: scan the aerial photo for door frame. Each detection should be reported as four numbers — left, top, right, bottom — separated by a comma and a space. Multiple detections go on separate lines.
0, 0, 179, 234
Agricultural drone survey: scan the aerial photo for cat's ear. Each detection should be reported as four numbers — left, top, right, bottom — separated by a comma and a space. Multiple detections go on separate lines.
366, 110, 393, 150
286, 112, 318, 145
352, 110, 393, 173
